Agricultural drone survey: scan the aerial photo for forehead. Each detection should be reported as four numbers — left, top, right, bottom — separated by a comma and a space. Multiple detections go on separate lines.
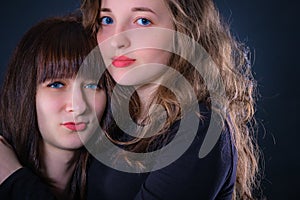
101, 0, 169, 13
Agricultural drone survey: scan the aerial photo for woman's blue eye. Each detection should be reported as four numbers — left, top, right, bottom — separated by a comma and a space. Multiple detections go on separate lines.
101, 16, 114, 25
47, 82, 64, 88
84, 83, 100, 90
136, 18, 152, 26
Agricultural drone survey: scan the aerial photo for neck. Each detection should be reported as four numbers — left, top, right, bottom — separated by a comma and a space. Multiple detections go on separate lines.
42, 143, 77, 196
135, 83, 159, 118
134, 69, 172, 117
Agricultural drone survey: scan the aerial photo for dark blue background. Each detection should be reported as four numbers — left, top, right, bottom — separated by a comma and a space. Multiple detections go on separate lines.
0, 1, 299, 199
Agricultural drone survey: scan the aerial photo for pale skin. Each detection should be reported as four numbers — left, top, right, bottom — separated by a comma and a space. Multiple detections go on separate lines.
0, 77, 106, 197
97, 0, 175, 115
1, 0, 175, 187
39, 77, 106, 195
0, 136, 22, 185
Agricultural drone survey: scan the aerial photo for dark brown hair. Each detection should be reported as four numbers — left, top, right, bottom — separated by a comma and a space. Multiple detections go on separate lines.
0, 14, 102, 199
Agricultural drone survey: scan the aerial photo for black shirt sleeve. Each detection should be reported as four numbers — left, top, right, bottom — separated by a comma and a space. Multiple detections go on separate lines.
134, 127, 237, 200
0, 167, 56, 200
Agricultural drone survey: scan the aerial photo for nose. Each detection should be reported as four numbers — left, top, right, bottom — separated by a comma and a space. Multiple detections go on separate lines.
110, 31, 130, 49
65, 88, 87, 115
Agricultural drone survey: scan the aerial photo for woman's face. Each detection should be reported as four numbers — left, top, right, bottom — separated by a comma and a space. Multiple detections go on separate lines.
36, 77, 106, 151
97, 0, 174, 86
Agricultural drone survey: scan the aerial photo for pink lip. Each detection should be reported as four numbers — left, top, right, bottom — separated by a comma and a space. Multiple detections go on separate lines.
112, 56, 136, 68
62, 122, 87, 131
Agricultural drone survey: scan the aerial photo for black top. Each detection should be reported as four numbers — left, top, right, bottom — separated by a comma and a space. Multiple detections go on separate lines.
0, 104, 237, 200
0, 167, 55, 199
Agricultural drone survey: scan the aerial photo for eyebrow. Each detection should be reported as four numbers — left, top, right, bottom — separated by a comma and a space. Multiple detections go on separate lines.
100, 7, 156, 14
131, 7, 155, 14
100, 8, 111, 12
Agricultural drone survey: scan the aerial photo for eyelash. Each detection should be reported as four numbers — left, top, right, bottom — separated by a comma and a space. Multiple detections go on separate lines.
83, 83, 102, 90
135, 17, 152, 26
47, 81, 65, 89
99, 16, 153, 27
100, 16, 114, 25
46, 81, 102, 90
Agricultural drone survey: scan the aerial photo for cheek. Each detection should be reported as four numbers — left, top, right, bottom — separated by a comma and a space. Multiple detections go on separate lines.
36, 97, 53, 137
97, 31, 114, 68
36, 95, 62, 115
93, 91, 107, 120
97, 29, 111, 44
130, 28, 173, 54
36, 96, 48, 121
138, 49, 171, 65
35, 93, 63, 127
96, 32, 103, 44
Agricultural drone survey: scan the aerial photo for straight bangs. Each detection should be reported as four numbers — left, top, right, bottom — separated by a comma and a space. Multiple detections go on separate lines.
36, 18, 101, 83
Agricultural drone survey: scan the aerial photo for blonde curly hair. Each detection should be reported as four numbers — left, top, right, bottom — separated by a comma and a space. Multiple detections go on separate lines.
81, 0, 261, 199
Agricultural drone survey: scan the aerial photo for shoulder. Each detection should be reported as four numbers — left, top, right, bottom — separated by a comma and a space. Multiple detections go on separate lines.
137, 125, 237, 199
0, 168, 55, 199
147, 102, 237, 199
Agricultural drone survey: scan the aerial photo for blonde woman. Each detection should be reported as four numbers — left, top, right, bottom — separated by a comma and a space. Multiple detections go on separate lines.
82, 0, 260, 199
